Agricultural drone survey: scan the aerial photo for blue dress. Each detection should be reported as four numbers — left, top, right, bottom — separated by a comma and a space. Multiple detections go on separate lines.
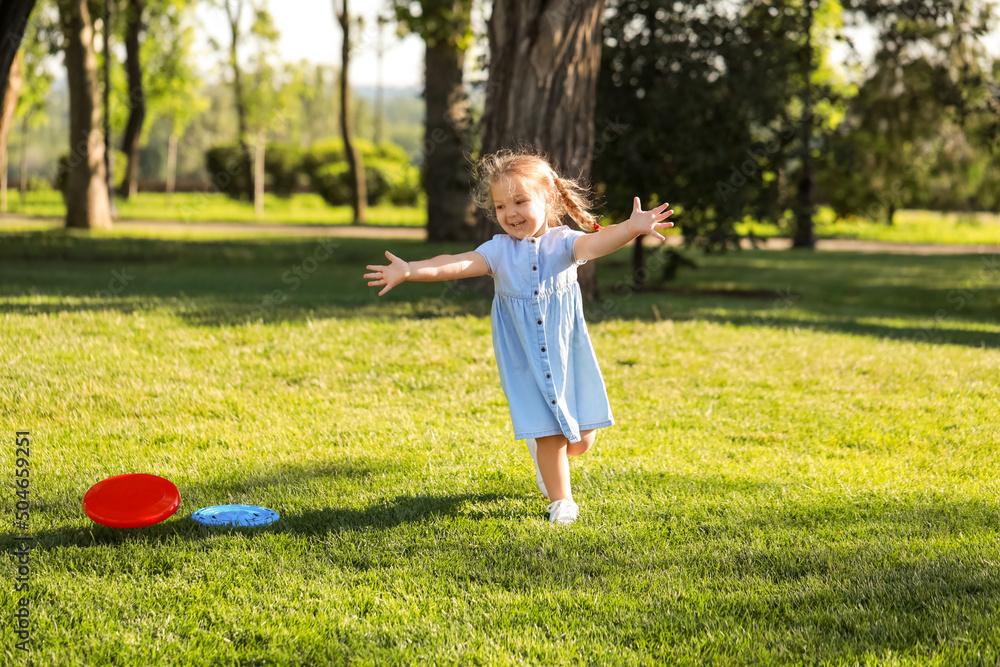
474, 225, 615, 444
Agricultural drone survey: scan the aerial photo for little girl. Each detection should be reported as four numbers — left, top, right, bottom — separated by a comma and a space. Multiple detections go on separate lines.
364, 148, 674, 524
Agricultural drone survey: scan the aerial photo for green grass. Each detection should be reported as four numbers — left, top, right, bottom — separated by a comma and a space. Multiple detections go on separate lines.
1, 229, 999, 665
3, 190, 427, 227
736, 208, 1000, 246
7, 191, 1000, 245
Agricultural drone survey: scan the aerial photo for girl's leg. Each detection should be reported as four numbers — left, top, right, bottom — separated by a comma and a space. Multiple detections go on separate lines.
535, 434, 572, 502
567, 429, 596, 457
536, 430, 596, 502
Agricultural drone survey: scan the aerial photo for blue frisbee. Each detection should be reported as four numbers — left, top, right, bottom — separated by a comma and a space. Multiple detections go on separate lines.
191, 504, 279, 527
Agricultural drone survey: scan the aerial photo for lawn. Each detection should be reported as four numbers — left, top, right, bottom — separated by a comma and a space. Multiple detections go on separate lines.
6, 191, 1000, 246
1, 229, 999, 665
2, 190, 427, 227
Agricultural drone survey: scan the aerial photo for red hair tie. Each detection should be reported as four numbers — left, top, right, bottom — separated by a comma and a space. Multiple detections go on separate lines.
593, 222, 601, 231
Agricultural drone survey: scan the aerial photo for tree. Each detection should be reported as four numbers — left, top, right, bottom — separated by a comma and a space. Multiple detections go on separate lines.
0, 0, 37, 118
118, 0, 145, 198
476, 0, 606, 301
818, 0, 995, 225
14, 6, 55, 207
57, 0, 113, 229
335, 0, 366, 224
1, 53, 23, 213
212, 0, 255, 201
139, 0, 204, 199
393, 0, 476, 242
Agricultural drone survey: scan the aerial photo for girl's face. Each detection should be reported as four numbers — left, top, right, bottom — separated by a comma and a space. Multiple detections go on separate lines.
491, 175, 550, 240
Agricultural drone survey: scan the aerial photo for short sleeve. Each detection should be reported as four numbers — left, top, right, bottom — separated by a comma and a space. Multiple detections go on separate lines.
561, 226, 588, 266
474, 236, 501, 276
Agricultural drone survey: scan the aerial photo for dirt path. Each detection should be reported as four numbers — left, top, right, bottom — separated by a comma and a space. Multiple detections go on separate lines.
3, 215, 997, 254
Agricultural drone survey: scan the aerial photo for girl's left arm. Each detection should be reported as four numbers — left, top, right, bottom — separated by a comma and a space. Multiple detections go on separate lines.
574, 197, 674, 262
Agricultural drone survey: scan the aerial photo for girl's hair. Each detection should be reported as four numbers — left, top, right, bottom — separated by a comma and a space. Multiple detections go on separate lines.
472, 148, 598, 232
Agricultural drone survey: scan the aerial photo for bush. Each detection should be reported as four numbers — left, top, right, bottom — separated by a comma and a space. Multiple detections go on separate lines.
302, 139, 421, 207
205, 145, 251, 201
264, 143, 304, 198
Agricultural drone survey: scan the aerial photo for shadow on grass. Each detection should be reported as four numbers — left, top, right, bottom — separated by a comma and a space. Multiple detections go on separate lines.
2, 233, 997, 346
24, 492, 517, 549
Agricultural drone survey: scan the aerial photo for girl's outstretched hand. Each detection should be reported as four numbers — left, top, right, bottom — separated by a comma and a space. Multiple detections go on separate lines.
364, 251, 410, 296
626, 197, 675, 241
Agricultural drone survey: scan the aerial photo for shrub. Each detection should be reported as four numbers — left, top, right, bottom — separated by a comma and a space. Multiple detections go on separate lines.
205, 145, 251, 201
302, 139, 421, 207
264, 143, 304, 198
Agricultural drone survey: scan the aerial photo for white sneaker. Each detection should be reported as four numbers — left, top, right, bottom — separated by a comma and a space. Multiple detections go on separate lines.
526, 438, 548, 498
547, 499, 579, 525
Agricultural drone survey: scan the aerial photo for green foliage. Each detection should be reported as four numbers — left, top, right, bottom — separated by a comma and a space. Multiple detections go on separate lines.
264, 143, 305, 198
816, 0, 996, 222
302, 139, 420, 207
596, 0, 845, 253
391, 0, 475, 50
204, 144, 252, 201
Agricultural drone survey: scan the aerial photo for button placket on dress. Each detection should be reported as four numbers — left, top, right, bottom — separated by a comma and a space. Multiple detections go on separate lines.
529, 238, 568, 434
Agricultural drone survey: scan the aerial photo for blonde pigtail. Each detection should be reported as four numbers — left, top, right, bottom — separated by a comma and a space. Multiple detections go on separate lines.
553, 176, 599, 232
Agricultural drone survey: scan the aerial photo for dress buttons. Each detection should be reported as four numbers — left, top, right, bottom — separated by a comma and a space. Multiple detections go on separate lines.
531, 239, 536, 244
534, 290, 538, 295
533, 265, 537, 271
537, 319, 542, 325
541, 347, 546, 352
551, 399, 556, 405
546, 373, 551, 379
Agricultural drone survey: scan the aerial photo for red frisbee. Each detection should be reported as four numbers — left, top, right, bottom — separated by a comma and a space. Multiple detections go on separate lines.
83, 474, 181, 528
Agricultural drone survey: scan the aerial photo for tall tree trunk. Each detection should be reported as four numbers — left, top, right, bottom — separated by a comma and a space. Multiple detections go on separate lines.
1, 52, 22, 213
226, 0, 254, 201
336, 0, 366, 224
254, 129, 264, 217
476, 0, 606, 302
119, 0, 145, 199
59, 0, 112, 229
792, 0, 816, 249
102, 0, 117, 219
20, 114, 30, 206
165, 130, 177, 199
424, 30, 474, 242
0, 0, 36, 116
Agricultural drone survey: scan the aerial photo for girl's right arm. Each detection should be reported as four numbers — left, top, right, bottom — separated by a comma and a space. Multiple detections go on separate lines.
364, 250, 489, 296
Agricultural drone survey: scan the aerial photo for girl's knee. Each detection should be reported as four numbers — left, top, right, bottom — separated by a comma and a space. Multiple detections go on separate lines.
567, 430, 596, 457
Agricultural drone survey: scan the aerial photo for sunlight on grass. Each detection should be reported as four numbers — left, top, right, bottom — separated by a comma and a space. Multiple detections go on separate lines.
3, 190, 426, 226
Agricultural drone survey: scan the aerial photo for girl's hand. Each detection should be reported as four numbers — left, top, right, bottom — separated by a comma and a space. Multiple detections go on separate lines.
625, 197, 675, 241
364, 251, 410, 296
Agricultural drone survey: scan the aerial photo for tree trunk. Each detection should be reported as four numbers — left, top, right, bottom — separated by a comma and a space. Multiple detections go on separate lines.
1, 52, 23, 213
254, 129, 264, 217
0, 0, 36, 116
792, 0, 816, 249
20, 114, 30, 206
226, 0, 254, 201
165, 130, 177, 199
336, 0, 366, 224
119, 0, 145, 199
102, 0, 117, 219
59, 0, 112, 229
476, 0, 606, 302
423, 12, 474, 242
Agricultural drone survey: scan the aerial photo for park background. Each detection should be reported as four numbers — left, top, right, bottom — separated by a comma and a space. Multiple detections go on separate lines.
1, 0, 999, 665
